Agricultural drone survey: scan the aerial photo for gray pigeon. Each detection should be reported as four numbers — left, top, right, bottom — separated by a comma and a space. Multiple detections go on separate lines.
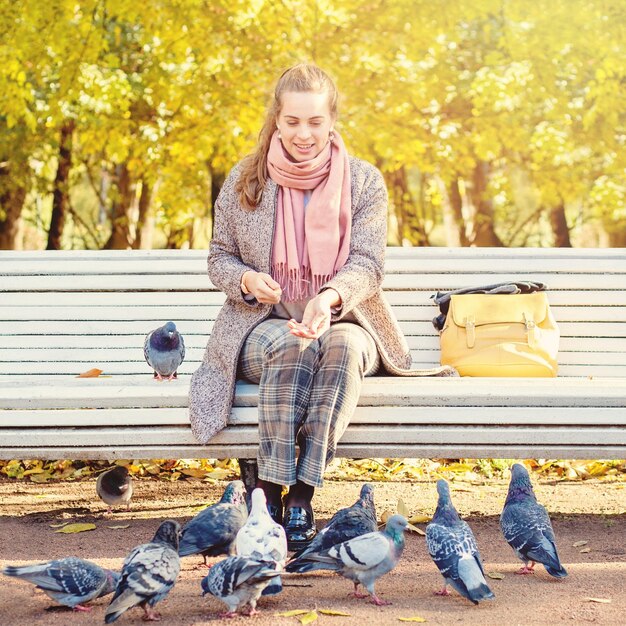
178, 480, 248, 566
287, 483, 377, 573
2, 557, 119, 611
201, 556, 281, 617
96, 465, 133, 513
426, 479, 495, 604
501, 463, 568, 578
104, 519, 181, 623
290, 513, 408, 606
144, 321, 185, 380
236, 488, 287, 595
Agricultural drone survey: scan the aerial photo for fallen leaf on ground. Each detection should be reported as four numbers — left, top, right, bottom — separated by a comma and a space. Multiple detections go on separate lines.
579, 547, 592, 553
585, 597, 611, 604
298, 611, 318, 624
409, 514, 431, 524
107, 524, 130, 529
318, 609, 351, 616
275, 610, 310, 617
76, 368, 103, 378
397, 498, 410, 518
55, 523, 96, 534
49, 522, 70, 528
487, 572, 505, 580
398, 617, 427, 622
572, 540, 588, 547
407, 522, 426, 536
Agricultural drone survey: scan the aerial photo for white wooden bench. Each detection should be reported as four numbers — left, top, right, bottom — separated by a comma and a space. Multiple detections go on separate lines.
1, 248, 625, 461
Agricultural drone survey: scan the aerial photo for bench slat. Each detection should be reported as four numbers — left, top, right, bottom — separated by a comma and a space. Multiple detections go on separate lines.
2, 405, 624, 427
1, 377, 624, 409
3, 273, 626, 291
3, 425, 625, 447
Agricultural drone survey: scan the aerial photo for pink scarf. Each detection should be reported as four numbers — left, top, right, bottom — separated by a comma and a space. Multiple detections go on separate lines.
267, 129, 351, 301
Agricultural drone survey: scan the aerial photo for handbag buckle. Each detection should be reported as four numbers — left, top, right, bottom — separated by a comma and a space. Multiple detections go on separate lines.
523, 313, 538, 348
465, 316, 476, 348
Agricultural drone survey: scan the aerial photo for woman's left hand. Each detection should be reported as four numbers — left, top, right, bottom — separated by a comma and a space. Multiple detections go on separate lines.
287, 289, 340, 339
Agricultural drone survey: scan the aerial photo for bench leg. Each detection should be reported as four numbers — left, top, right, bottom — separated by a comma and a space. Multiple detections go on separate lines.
238, 458, 258, 502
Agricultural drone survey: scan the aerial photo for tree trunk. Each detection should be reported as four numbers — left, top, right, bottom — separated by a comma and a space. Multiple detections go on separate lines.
441, 177, 469, 247
0, 181, 27, 250
210, 170, 225, 239
606, 222, 626, 247
104, 163, 134, 249
387, 167, 428, 246
46, 120, 75, 250
132, 179, 152, 249
549, 203, 572, 247
469, 161, 504, 247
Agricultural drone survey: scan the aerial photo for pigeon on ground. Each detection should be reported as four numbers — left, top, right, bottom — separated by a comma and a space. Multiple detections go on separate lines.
144, 321, 185, 381
201, 556, 281, 617
501, 463, 568, 578
2, 557, 119, 611
96, 465, 133, 513
178, 480, 248, 566
287, 483, 377, 573
236, 488, 287, 595
426, 479, 495, 604
104, 519, 181, 623
288, 513, 408, 606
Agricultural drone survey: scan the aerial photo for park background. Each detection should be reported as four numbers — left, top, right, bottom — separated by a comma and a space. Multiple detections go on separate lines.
1, 0, 625, 253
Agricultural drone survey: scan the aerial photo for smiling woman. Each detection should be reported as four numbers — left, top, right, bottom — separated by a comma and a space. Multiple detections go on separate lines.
189, 63, 453, 552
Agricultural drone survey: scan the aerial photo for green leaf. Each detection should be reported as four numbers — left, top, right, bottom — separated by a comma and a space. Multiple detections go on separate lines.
55, 523, 96, 534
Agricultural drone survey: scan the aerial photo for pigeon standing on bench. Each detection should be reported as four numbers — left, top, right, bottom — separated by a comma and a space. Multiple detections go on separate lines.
287, 483, 377, 573
426, 479, 495, 604
96, 465, 133, 513
236, 488, 287, 595
104, 520, 181, 623
3, 557, 119, 612
178, 481, 248, 566
144, 321, 185, 381
289, 514, 408, 606
501, 463, 568, 578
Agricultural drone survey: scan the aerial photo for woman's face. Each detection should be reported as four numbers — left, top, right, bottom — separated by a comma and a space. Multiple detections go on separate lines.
276, 90, 335, 162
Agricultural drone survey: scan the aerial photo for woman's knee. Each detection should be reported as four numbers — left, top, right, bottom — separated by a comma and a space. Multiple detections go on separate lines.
318, 324, 376, 368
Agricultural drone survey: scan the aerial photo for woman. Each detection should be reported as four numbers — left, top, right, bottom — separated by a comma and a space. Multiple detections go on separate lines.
189, 64, 455, 550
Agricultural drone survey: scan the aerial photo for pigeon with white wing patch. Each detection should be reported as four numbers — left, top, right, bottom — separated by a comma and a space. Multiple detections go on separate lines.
426, 479, 495, 604
287, 483, 377, 574
287, 513, 408, 606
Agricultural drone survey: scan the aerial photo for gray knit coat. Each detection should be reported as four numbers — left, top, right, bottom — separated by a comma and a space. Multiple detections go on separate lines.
189, 156, 456, 444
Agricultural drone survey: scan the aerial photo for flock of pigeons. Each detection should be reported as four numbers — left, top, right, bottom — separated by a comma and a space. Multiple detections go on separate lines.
2, 463, 568, 621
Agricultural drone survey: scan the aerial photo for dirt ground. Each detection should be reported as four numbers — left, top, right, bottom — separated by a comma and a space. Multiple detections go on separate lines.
0, 476, 625, 626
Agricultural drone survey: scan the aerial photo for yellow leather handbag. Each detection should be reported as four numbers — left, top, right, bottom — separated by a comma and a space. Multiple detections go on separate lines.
439, 292, 559, 377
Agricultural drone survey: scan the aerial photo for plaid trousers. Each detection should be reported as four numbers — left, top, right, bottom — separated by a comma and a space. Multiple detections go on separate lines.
238, 318, 380, 488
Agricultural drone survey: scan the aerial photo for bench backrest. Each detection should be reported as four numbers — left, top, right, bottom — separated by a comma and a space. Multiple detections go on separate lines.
1, 248, 625, 378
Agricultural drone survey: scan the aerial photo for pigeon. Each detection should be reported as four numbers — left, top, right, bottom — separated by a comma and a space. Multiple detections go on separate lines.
178, 480, 248, 566
104, 519, 181, 623
426, 479, 495, 604
144, 321, 185, 381
236, 488, 287, 595
287, 483, 377, 573
201, 556, 281, 617
289, 513, 408, 606
96, 465, 133, 513
501, 463, 568, 578
2, 557, 119, 611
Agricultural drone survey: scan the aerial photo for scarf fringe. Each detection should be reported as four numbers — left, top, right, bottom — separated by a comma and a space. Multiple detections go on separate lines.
272, 263, 334, 302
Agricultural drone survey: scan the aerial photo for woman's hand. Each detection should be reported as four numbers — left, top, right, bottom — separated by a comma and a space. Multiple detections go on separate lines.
287, 289, 341, 339
242, 271, 282, 304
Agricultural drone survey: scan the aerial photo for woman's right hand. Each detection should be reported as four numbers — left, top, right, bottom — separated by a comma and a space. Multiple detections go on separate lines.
242, 271, 282, 304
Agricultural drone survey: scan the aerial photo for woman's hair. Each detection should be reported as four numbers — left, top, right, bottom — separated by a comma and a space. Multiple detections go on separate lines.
235, 64, 339, 210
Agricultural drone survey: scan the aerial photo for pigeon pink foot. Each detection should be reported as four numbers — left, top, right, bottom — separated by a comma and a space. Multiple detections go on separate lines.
370, 594, 392, 606
73, 605, 92, 612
